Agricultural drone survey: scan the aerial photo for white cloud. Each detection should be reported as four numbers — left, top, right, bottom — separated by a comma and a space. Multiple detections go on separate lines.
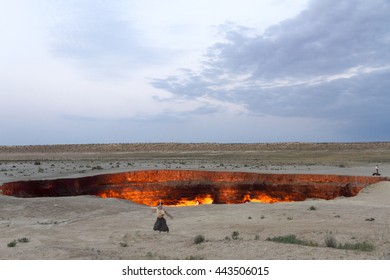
150, 0, 390, 141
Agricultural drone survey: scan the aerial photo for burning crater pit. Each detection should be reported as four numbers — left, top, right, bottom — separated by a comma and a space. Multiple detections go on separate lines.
0, 170, 386, 206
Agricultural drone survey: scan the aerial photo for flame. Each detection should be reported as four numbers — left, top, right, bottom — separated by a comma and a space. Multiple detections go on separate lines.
98, 189, 159, 206
98, 189, 292, 206
242, 193, 293, 203
98, 190, 214, 207
172, 194, 214, 207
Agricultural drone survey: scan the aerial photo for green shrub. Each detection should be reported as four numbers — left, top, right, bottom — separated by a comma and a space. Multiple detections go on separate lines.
194, 235, 205, 244
338, 241, 374, 252
231, 231, 240, 240
308, 206, 317, 211
7, 240, 17, 247
266, 234, 317, 247
323, 232, 374, 251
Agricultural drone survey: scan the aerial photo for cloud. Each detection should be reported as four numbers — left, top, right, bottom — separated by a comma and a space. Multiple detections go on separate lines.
215, 0, 389, 79
151, 0, 390, 140
48, 0, 171, 77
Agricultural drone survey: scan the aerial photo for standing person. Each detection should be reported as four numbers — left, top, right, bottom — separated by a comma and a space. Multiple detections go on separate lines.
152, 202, 173, 233
374, 165, 380, 175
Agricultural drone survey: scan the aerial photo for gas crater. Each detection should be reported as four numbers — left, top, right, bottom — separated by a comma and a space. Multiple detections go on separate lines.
0, 170, 386, 206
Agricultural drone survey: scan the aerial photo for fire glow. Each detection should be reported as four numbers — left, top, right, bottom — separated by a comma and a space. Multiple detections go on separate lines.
97, 191, 291, 206
98, 190, 217, 206
1, 170, 386, 207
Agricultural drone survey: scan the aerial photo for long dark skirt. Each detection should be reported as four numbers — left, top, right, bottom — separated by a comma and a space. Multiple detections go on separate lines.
153, 217, 169, 232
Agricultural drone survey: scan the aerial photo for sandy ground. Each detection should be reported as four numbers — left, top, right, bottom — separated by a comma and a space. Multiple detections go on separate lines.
0, 143, 389, 260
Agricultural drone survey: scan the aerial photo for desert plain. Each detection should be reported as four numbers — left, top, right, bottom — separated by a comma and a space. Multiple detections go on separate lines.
0, 142, 389, 260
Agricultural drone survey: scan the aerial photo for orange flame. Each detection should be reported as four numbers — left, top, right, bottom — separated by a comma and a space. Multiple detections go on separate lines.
98, 189, 159, 206
242, 193, 293, 203
98, 190, 214, 206
172, 194, 214, 207
98, 190, 292, 206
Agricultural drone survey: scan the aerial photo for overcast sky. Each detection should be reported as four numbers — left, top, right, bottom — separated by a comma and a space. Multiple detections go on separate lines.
1, 0, 389, 145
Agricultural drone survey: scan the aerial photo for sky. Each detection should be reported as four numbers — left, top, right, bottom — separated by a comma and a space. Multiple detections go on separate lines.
1, 0, 389, 145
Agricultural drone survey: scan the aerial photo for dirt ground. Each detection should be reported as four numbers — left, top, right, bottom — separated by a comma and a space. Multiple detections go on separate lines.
0, 143, 389, 260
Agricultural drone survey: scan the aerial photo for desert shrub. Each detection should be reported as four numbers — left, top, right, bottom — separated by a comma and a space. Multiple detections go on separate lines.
185, 255, 205, 260
92, 166, 103, 170
194, 234, 205, 244
34, 161, 41, 165
338, 241, 374, 252
7, 240, 17, 247
17, 237, 29, 243
266, 234, 317, 247
120, 242, 128, 247
231, 231, 240, 240
255, 234, 260, 240
308, 206, 317, 211
267, 234, 299, 244
325, 234, 337, 248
